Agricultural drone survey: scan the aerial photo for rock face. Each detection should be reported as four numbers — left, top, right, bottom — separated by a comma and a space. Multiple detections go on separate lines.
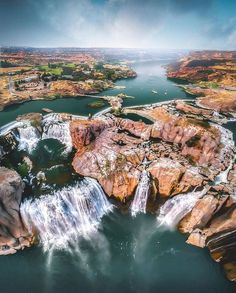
71, 104, 233, 201
179, 185, 230, 234
0, 167, 32, 255
177, 183, 236, 282
70, 118, 114, 151
175, 100, 213, 117
127, 106, 227, 169
148, 158, 203, 197
71, 120, 144, 201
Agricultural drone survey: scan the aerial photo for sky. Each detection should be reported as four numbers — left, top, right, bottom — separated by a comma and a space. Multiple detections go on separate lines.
0, 0, 236, 49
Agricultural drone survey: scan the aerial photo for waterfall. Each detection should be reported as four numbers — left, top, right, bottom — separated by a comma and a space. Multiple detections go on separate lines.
20, 177, 112, 251
16, 124, 41, 153
131, 170, 150, 216
157, 187, 209, 229
42, 115, 72, 153
214, 154, 236, 184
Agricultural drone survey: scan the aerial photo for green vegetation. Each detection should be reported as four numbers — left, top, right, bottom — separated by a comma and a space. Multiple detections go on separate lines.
198, 81, 219, 89
37, 63, 77, 76
0, 60, 18, 68
17, 162, 30, 178
88, 100, 106, 108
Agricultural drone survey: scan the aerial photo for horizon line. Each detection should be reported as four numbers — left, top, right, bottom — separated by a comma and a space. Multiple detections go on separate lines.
1, 46, 235, 52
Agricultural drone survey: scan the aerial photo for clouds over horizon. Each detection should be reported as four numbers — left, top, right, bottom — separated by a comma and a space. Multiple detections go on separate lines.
0, 0, 235, 49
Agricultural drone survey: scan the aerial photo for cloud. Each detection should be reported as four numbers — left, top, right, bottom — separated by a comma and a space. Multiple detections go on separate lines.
28, 0, 215, 47
0, 0, 235, 49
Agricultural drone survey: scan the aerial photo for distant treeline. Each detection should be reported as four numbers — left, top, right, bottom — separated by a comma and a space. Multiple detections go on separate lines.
0, 60, 18, 68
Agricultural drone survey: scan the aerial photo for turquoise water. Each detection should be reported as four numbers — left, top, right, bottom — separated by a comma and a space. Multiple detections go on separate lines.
0, 60, 236, 293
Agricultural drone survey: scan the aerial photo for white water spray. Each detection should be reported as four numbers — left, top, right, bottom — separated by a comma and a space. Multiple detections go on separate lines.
20, 178, 112, 251
42, 115, 72, 153
214, 154, 236, 185
157, 187, 209, 229
131, 170, 150, 216
16, 124, 41, 153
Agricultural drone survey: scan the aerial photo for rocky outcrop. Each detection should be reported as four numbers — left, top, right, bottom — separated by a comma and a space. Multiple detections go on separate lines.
186, 205, 236, 282
130, 106, 225, 168
72, 127, 143, 201
228, 163, 236, 185
148, 158, 203, 197
71, 113, 209, 200
175, 100, 214, 117
117, 118, 151, 140
70, 118, 114, 151
0, 167, 32, 255
179, 185, 230, 234
177, 184, 236, 282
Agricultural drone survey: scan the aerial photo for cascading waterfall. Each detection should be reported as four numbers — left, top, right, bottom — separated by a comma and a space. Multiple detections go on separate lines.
131, 170, 150, 216
157, 187, 209, 229
42, 115, 72, 153
20, 177, 112, 251
16, 124, 41, 153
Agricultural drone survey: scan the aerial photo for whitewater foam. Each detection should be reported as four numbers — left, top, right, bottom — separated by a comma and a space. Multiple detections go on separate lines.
157, 187, 209, 229
21, 178, 112, 251
131, 170, 150, 216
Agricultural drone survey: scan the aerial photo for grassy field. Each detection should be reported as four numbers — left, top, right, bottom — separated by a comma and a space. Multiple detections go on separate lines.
37, 63, 77, 76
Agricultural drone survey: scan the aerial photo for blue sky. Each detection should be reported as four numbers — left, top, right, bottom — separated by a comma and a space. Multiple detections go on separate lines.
0, 0, 235, 49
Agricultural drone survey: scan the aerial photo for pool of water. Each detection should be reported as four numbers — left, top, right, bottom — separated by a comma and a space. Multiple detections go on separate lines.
0, 212, 235, 293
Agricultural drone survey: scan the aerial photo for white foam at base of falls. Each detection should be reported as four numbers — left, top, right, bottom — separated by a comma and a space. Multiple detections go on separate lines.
42, 115, 72, 153
157, 187, 209, 229
20, 177, 112, 251
17, 124, 41, 153
131, 170, 150, 216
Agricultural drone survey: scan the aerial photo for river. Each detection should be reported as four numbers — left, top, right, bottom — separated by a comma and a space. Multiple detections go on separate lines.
0, 59, 235, 293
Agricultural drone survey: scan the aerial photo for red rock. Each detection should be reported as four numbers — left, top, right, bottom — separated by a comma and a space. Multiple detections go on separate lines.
72, 127, 143, 201
179, 192, 229, 233
148, 158, 185, 197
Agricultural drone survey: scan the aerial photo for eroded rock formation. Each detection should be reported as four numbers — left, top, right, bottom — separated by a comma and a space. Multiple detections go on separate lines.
0, 167, 32, 255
